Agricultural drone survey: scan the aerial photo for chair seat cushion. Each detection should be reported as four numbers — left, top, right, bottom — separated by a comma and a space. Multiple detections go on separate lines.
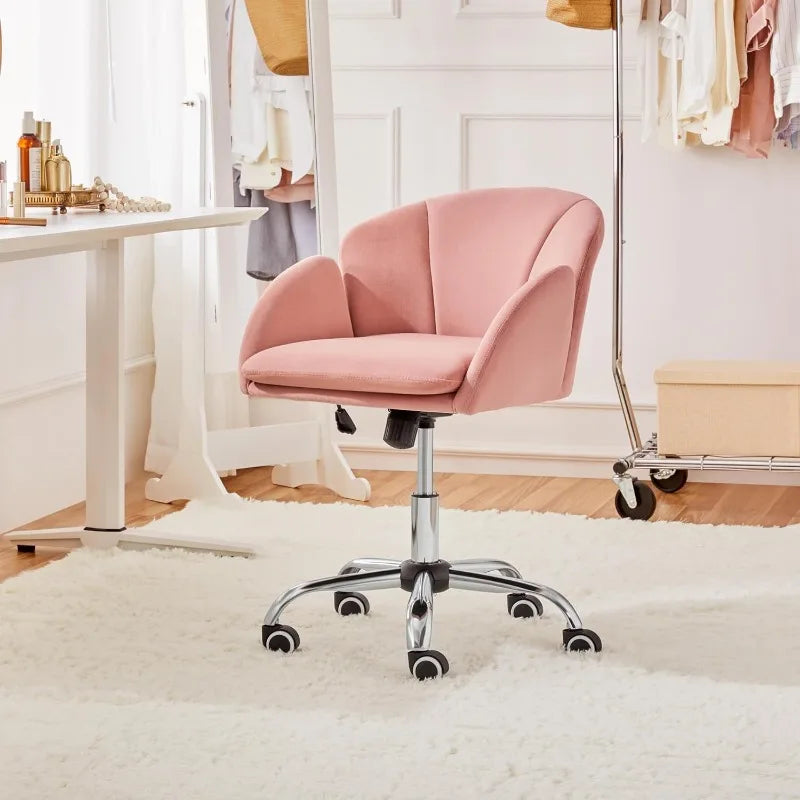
241, 333, 481, 395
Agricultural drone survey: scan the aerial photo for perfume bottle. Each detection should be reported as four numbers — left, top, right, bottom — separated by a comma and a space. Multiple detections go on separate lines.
45, 140, 72, 193
18, 111, 42, 192
36, 120, 51, 191
0, 162, 6, 216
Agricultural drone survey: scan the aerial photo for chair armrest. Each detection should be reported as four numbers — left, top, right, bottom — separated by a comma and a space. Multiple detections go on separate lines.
239, 256, 354, 391
454, 265, 576, 414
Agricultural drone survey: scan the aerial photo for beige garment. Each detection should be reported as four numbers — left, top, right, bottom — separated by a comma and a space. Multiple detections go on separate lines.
641, 0, 672, 19
734, 0, 749, 82
701, 0, 740, 145
546, 0, 612, 29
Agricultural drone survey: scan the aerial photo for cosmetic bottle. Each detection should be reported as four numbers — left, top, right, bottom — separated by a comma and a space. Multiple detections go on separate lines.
36, 120, 51, 190
0, 162, 7, 216
13, 180, 26, 217
18, 111, 42, 192
45, 140, 72, 192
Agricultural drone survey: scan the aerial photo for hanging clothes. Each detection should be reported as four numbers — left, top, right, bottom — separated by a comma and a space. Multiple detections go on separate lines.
771, 0, 800, 140
659, 0, 690, 147
228, 0, 318, 280
701, 0, 740, 145
677, 1, 717, 132
729, 0, 777, 158
639, 0, 662, 142
233, 169, 317, 281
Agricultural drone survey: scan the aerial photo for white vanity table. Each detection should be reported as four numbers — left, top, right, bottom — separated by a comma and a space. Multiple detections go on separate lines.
2, 209, 263, 557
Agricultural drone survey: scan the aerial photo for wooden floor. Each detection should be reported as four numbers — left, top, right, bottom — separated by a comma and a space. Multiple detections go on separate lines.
3, 467, 800, 583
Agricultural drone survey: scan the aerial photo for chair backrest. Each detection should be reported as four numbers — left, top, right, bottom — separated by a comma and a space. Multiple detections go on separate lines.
340, 187, 603, 392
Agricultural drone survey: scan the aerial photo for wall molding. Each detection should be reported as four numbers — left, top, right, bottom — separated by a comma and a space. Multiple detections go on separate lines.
454, 0, 544, 17
0, 355, 155, 408
455, 0, 640, 16
331, 0, 401, 19
459, 112, 640, 190
333, 63, 637, 72
335, 108, 401, 208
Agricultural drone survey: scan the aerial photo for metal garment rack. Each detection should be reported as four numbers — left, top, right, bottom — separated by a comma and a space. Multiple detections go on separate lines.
608, 0, 800, 520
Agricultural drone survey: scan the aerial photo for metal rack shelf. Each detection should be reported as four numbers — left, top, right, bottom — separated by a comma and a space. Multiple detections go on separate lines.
606, 0, 800, 519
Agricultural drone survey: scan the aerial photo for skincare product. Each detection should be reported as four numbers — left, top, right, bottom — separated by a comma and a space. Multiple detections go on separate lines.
12, 180, 25, 217
36, 120, 51, 190
0, 162, 6, 216
18, 111, 42, 192
45, 140, 72, 192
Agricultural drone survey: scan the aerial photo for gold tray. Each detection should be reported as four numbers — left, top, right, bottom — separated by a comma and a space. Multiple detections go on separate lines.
10, 186, 107, 214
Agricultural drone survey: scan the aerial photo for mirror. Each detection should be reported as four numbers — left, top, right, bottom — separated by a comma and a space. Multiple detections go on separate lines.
226, 0, 335, 284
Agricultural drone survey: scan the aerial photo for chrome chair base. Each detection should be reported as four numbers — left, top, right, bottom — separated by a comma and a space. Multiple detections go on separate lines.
260, 418, 601, 679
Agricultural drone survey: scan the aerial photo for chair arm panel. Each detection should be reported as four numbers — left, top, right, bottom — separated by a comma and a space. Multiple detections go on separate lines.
454, 265, 576, 415
239, 256, 354, 392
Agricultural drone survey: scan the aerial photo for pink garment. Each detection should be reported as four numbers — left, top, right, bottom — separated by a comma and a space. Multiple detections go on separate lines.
264, 170, 315, 203
729, 0, 777, 158
239, 188, 604, 415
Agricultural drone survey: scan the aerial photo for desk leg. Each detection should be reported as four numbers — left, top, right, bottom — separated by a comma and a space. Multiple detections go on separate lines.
83, 240, 126, 547
5, 241, 126, 552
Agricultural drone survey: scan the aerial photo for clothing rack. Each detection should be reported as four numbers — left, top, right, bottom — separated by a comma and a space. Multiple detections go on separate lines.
608, 0, 800, 520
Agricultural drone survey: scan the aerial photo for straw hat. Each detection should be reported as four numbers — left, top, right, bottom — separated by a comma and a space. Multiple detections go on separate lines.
545, 0, 612, 30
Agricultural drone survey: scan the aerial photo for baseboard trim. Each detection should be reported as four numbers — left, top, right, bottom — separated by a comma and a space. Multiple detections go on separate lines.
0, 355, 156, 408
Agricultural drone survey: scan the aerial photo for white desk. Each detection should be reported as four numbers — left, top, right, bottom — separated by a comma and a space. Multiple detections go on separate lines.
2, 209, 263, 557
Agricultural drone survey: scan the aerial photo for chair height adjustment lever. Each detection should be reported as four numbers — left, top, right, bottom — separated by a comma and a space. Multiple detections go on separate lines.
335, 405, 357, 435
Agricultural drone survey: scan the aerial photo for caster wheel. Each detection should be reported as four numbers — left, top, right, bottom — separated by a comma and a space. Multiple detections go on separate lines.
650, 467, 688, 494
507, 593, 544, 619
614, 478, 656, 521
408, 650, 450, 680
563, 628, 602, 653
17, 545, 36, 554
262, 623, 300, 654
334, 591, 370, 616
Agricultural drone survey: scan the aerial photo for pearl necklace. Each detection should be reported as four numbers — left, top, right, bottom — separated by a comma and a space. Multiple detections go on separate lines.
92, 176, 171, 213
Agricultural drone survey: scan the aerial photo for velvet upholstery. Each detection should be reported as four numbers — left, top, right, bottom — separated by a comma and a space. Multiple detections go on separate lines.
239, 187, 603, 414
242, 334, 480, 395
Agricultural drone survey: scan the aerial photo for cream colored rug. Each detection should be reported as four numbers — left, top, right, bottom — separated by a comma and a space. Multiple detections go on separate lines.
2, 497, 800, 799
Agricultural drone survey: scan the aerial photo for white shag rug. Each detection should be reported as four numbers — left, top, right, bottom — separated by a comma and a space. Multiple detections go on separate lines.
2, 497, 800, 800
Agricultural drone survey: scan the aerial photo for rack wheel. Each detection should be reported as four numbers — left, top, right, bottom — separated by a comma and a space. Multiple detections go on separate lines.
563, 628, 602, 653
614, 478, 656, 521
262, 623, 300, 654
333, 591, 370, 616
507, 593, 544, 619
408, 650, 450, 680
650, 467, 688, 494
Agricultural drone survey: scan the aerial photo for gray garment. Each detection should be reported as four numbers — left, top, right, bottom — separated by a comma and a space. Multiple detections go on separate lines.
233, 168, 318, 281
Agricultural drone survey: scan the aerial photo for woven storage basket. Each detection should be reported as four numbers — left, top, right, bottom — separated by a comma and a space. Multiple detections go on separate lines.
545, 0, 612, 30
245, 0, 308, 76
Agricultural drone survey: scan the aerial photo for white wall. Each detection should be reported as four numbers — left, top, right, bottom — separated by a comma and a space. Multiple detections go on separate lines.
327, 0, 800, 481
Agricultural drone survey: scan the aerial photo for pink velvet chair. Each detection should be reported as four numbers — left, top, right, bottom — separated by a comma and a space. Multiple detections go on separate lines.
241, 187, 604, 679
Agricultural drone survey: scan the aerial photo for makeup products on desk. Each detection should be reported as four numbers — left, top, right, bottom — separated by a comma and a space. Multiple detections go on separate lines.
18, 111, 42, 192
36, 120, 51, 190
12, 181, 25, 217
0, 216, 47, 227
45, 140, 71, 193
0, 162, 6, 216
